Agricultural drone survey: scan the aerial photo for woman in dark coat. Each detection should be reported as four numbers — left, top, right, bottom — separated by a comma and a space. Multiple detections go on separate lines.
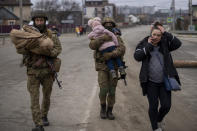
134, 22, 182, 131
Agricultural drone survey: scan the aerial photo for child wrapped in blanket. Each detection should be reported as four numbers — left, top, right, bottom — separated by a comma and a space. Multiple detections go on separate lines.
88, 17, 126, 79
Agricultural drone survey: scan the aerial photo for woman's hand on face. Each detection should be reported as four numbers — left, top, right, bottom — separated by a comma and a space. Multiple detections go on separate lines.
148, 36, 153, 44
148, 36, 158, 46
157, 25, 165, 33
149, 28, 162, 46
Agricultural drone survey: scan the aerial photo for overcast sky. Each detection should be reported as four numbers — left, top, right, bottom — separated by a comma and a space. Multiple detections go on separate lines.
109, 0, 197, 9
31, 0, 197, 10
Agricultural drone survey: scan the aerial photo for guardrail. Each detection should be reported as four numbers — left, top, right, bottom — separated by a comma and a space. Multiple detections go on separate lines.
171, 31, 197, 35
0, 33, 9, 45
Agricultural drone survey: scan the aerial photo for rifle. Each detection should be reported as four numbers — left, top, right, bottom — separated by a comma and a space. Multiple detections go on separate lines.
118, 75, 127, 87
118, 62, 128, 87
123, 78, 127, 86
46, 58, 62, 89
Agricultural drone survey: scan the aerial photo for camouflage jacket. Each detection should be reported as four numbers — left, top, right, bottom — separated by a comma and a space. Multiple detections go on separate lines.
18, 29, 62, 76
89, 35, 126, 71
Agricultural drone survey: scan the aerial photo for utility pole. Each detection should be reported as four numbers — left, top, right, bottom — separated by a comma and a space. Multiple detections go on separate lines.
19, 0, 23, 29
171, 0, 176, 31
180, 8, 184, 30
189, 0, 193, 26
82, 0, 85, 25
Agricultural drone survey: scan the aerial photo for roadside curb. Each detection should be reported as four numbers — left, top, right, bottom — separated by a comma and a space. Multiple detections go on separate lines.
172, 34, 197, 43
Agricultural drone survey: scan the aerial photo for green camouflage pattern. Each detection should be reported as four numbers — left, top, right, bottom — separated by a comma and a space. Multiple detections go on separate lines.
89, 35, 125, 71
27, 74, 53, 126
89, 33, 126, 107
98, 71, 118, 106
31, 11, 48, 21
23, 29, 62, 75
20, 29, 62, 126
102, 17, 116, 27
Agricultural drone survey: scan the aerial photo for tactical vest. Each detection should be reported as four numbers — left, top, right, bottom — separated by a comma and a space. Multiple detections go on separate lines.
23, 29, 53, 68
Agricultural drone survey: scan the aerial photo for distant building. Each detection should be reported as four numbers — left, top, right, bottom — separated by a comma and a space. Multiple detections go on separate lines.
0, 7, 19, 25
142, 6, 155, 15
0, 0, 32, 23
154, 9, 170, 24
193, 5, 197, 18
117, 6, 142, 15
117, 6, 156, 16
130, 7, 143, 15
157, 9, 171, 14
117, 6, 130, 16
84, 0, 116, 19
57, 11, 82, 26
192, 5, 197, 28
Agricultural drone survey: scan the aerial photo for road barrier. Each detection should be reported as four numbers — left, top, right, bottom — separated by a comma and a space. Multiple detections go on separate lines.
0, 33, 9, 45
171, 31, 197, 35
174, 60, 197, 68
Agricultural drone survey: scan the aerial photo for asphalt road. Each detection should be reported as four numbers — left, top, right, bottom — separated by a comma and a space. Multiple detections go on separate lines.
0, 26, 196, 131
0, 34, 98, 131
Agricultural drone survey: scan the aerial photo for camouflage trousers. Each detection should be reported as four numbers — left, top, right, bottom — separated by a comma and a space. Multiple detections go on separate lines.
98, 70, 118, 107
27, 74, 54, 126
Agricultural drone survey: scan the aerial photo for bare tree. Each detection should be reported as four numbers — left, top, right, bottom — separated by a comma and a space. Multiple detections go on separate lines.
33, 0, 60, 24
33, 0, 81, 24
34, 0, 61, 11
34, 0, 80, 11
60, 0, 80, 11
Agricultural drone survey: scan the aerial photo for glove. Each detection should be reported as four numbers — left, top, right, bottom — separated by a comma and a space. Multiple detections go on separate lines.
112, 28, 122, 36
103, 52, 113, 61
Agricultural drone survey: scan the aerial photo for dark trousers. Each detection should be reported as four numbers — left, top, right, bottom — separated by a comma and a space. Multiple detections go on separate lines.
101, 46, 123, 70
147, 81, 171, 130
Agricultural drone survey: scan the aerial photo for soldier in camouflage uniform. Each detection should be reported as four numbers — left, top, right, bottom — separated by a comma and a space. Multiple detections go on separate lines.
18, 12, 62, 131
89, 17, 126, 120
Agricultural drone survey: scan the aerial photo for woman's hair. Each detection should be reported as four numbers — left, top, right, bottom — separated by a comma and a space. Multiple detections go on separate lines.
153, 21, 163, 27
150, 21, 163, 35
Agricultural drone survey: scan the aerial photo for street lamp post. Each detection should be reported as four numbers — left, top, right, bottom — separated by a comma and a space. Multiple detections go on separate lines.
82, 0, 85, 25
172, 0, 176, 31
189, 0, 193, 26
188, 0, 194, 31
19, 0, 23, 28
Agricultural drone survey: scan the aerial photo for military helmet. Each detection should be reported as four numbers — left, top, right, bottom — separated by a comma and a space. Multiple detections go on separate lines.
31, 11, 48, 21
102, 17, 116, 27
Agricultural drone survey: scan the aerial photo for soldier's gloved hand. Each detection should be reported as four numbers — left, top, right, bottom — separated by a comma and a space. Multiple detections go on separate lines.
103, 52, 113, 61
98, 34, 112, 42
109, 48, 121, 58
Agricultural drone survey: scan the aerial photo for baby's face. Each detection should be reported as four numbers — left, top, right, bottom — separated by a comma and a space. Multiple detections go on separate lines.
92, 21, 101, 28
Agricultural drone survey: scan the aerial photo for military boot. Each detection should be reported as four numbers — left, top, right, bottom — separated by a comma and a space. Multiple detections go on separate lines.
32, 125, 44, 131
100, 104, 107, 119
119, 66, 126, 79
42, 116, 49, 126
107, 106, 115, 120
110, 70, 117, 79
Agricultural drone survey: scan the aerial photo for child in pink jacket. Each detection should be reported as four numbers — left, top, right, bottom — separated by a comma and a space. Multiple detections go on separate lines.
88, 17, 126, 79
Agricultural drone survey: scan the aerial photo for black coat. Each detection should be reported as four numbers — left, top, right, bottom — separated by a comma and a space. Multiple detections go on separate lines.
134, 32, 182, 96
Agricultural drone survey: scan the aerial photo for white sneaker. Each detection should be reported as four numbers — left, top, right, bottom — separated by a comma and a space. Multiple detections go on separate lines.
154, 128, 162, 131
158, 121, 165, 130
